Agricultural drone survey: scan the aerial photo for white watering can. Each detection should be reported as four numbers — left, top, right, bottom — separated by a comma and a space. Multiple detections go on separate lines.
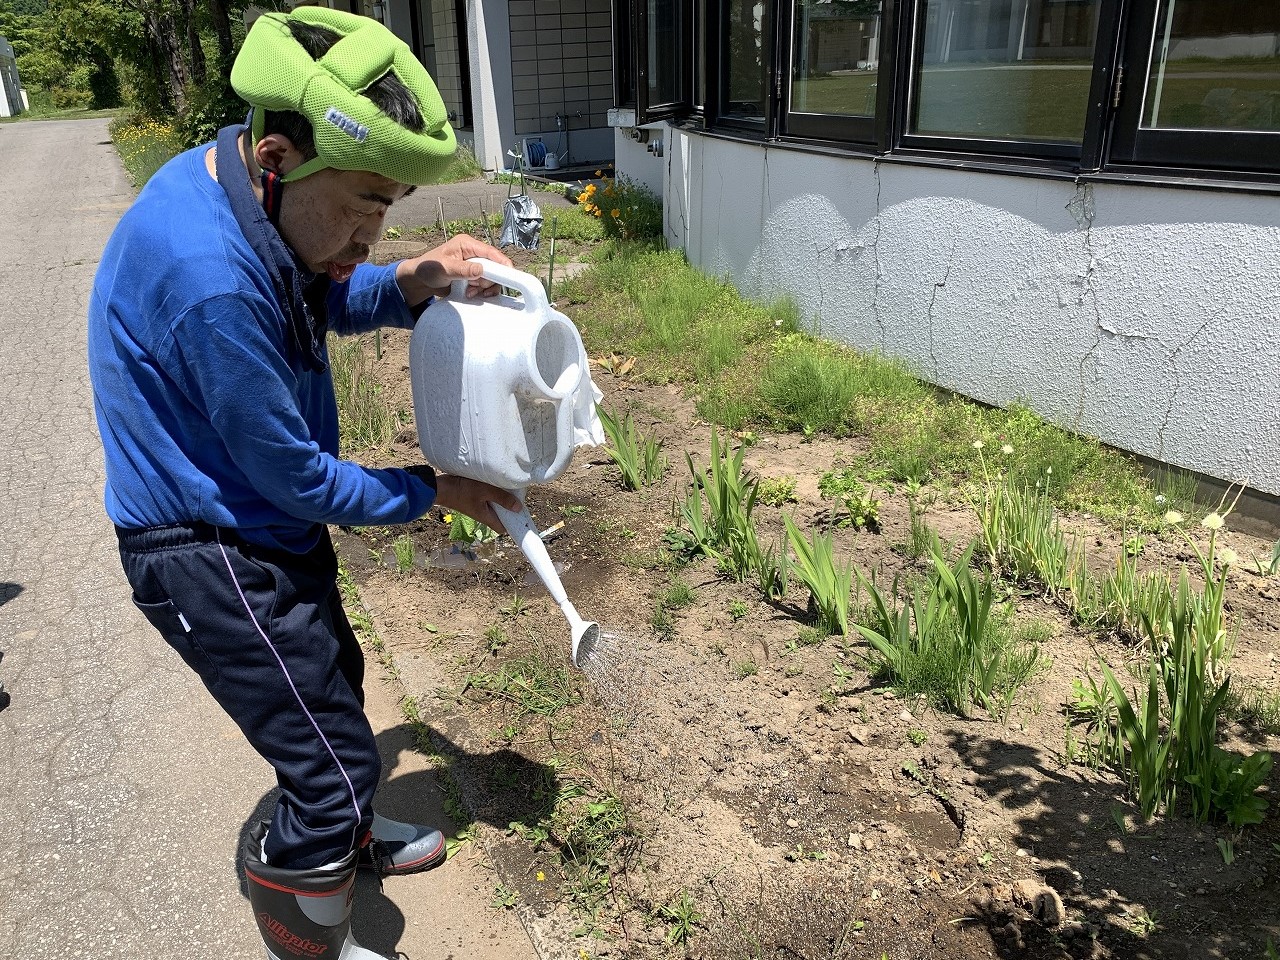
409, 258, 605, 668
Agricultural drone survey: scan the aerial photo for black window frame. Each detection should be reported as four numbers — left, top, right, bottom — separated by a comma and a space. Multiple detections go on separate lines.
1108, 0, 1280, 176
896, 0, 1118, 165
780, 0, 898, 146
611, 0, 1280, 185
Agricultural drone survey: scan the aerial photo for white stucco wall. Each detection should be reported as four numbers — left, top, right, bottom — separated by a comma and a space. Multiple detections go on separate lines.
612, 126, 664, 196
661, 130, 1280, 496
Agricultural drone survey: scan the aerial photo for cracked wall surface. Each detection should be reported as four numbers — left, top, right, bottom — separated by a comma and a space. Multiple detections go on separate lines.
663, 130, 1280, 496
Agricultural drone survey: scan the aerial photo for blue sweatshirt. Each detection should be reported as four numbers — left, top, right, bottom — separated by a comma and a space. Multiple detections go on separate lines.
88, 138, 435, 552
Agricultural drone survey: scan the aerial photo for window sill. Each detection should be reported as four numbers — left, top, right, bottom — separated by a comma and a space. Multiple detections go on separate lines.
668, 122, 1280, 197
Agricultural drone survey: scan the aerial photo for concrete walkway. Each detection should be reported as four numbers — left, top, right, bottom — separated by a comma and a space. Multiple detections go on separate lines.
0, 118, 536, 960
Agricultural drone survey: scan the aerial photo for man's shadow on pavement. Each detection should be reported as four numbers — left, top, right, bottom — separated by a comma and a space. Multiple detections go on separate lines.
233, 723, 559, 956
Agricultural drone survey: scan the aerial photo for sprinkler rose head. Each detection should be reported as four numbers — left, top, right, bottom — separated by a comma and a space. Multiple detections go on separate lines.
571, 620, 601, 669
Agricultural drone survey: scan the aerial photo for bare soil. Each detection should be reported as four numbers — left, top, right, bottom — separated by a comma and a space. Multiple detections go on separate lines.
338, 310, 1280, 960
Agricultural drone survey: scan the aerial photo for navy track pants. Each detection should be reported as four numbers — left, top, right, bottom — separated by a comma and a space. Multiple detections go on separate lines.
116, 522, 378, 869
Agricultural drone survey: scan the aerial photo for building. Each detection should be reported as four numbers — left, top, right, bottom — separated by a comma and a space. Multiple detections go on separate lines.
609, 0, 1280, 500
324, 0, 615, 175
0, 36, 24, 118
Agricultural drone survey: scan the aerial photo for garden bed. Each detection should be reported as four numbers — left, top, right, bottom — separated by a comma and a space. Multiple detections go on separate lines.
333, 304, 1280, 960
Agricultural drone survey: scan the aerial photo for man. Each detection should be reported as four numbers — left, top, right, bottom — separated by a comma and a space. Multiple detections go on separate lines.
87, 8, 521, 958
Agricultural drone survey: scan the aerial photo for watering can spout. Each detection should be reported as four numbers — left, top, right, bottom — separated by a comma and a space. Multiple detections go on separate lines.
490, 499, 600, 670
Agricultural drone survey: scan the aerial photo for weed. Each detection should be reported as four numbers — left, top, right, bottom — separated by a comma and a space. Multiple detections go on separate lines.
683, 429, 786, 598
500, 593, 530, 617
784, 843, 828, 862
1223, 682, 1280, 736
734, 659, 758, 679
662, 576, 696, 609
972, 446, 1072, 591
657, 889, 704, 945
818, 467, 882, 531
728, 599, 749, 620
907, 729, 928, 746
1217, 837, 1235, 865
1102, 572, 1272, 825
784, 515, 853, 636
857, 541, 1046, 718
1129, 910, 1158, 937
651, 600, 675, 636
902, 481, 938, 560
447, 511, 498, 546
757, 475, 798, 507
483, 624, 509, 655
597, 404, 667, 489
463, 648, 582, 725
490, 884, 519, 909
391, 534, 416, 575
328, 335, 402, 452
1065, 674, 1122, 769
1252, 539, 1280, 576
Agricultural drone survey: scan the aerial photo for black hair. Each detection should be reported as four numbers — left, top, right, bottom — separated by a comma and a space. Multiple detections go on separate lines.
262, 19, 426, 160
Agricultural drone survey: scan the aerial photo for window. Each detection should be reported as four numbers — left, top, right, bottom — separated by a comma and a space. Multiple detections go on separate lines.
723, 0, 772, 125
905, 0, 1103, 156
619, 0, 694, 122
611, 0, 1280, 180
785, 0, 886, 142
1111, 0, 1280, 173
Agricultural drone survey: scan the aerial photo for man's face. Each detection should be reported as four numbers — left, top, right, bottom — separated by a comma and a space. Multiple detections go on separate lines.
277, 166, 412, 281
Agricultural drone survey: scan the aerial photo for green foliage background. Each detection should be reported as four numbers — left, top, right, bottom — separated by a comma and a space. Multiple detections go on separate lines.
0, 0, 259, 140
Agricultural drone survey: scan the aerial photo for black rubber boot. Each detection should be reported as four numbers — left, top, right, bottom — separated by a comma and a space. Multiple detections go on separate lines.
242, 822, 390, 960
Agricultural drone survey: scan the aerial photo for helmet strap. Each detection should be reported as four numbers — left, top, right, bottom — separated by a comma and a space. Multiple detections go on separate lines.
260, 167, 284, 226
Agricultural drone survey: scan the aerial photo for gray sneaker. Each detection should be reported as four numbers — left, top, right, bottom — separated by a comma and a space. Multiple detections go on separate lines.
358, 813, 446, 875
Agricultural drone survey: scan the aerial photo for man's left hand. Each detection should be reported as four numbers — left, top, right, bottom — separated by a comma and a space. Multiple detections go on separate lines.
396, 234, 513, 307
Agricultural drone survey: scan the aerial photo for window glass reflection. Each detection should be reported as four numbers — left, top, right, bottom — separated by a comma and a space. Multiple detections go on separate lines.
912, 0, 1100, 142
648, 0, 685, 107
726, 0, 768, 119
791, 0, 883, 117
1142, 1, 1280, 132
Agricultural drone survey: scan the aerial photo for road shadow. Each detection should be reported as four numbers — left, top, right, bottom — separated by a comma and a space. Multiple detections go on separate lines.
0, 582, 23, 606
233, 724, 559, 956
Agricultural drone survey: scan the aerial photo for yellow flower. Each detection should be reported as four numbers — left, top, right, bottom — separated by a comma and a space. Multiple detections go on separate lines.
595, 169, 603, 177
1201, 512, 1225, 531
536, 871, 546, 881
611, 208, 621, 218
1163, 510, 1184, 525
443, 513, 453, 523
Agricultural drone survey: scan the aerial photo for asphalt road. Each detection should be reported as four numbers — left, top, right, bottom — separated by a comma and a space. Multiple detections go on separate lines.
0, 117, 535, 960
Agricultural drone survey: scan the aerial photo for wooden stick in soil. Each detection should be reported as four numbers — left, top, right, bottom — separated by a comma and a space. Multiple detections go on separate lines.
437, 197, 449, 241
545, 214, 558, 298
479, 199, 495, 246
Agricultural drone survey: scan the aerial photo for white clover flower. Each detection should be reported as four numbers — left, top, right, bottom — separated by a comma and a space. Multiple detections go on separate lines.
1154, 494, 1166, 505
972, 440, 985, 451
1201, 512, 1225, 531
1216, 546, 1239, 568
1163, 510, 1184, 525
1001, 444, 1013, 455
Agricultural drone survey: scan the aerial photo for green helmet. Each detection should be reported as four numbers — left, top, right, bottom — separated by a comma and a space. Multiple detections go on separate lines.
231, 6, 456, 185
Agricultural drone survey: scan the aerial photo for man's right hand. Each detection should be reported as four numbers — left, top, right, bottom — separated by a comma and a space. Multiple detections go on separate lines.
433, 475, 524, 534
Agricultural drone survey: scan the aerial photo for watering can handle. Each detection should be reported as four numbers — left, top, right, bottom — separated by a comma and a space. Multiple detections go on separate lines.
450, 257, 550, 316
